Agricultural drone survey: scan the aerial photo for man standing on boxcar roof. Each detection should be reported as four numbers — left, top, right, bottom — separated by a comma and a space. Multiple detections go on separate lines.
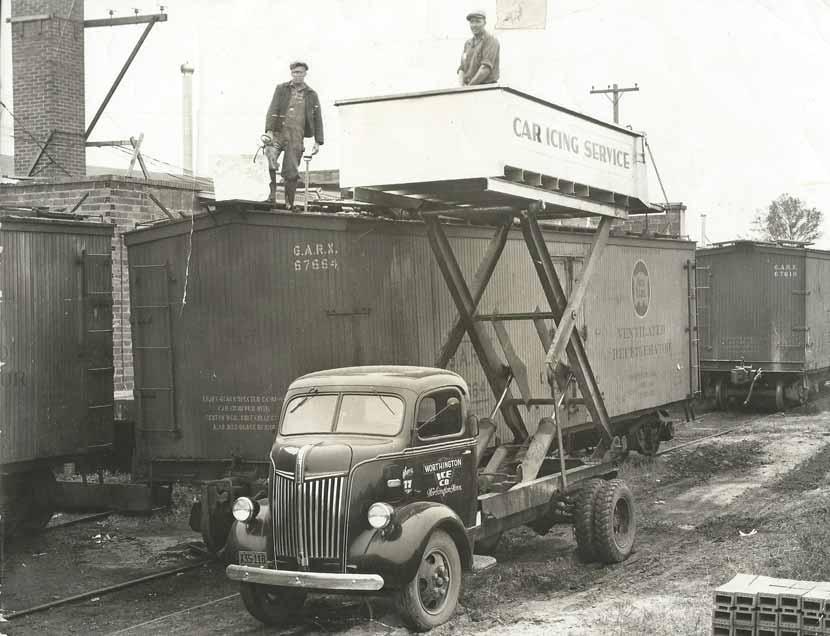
457, 9, 500, 86
263, 61, 324, 210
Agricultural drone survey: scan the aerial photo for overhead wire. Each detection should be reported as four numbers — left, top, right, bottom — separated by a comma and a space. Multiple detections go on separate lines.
0, 100, 73, 177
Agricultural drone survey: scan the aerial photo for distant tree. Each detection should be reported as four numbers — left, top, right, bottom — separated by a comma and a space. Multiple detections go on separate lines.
752, 194, 823, 243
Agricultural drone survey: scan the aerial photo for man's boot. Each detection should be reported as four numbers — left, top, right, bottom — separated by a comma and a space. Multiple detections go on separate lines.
284, 180, 297, 211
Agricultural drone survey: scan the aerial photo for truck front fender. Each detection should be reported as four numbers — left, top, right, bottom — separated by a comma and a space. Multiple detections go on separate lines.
222, 498, 271, 565
348, 501, 472, 588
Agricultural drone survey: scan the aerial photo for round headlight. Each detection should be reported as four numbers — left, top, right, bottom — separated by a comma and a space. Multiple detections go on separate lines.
367, 502, 394, 529
232, 497, 256, 523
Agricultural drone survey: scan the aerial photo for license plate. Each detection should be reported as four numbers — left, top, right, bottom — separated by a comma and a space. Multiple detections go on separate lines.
238, 550, 267, 566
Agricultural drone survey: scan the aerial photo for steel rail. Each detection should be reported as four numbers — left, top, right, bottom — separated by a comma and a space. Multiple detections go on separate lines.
4, 558, 210, 620
107, 592, 240, 635
655, 412, 778, 457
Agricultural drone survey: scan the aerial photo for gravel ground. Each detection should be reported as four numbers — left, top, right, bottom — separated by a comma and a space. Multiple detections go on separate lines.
3, 397, 830, 635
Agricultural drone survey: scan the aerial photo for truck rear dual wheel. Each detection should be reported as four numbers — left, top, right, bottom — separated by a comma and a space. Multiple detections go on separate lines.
239, 583, 307, 625
573, 478, 605, 562
592, 479, 637, 563
396, 529, 462, 632
572, 478, 636, 564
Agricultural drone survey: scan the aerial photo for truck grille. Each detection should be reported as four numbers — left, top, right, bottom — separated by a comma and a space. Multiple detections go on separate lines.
273, 472, 346, 560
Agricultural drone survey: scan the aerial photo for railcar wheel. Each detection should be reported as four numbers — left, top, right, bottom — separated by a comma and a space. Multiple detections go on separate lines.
396, 529, 461, 631
629, 422, 661, 456
572, 478, 605, 562
714, 380, 728, 410
775, 380, 786, 411
239, 583, 307, 625
592, 479, 637, 564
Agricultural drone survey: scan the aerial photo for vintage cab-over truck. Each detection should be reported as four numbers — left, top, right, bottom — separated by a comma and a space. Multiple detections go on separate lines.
225, 366, 636, 631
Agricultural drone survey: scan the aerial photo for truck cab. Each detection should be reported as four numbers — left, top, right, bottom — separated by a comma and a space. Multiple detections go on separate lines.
225, 366, 479, 631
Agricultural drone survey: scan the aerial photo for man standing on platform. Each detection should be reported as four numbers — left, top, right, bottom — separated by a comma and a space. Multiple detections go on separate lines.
457, 10, 500, 86
263, 61, 324, 209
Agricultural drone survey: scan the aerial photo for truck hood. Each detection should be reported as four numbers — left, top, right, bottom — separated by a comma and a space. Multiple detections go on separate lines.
270, 436, 402, 477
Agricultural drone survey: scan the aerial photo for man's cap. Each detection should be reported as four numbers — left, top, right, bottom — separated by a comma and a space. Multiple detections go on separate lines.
289, 61, 309, 71
466, 9, 486, 21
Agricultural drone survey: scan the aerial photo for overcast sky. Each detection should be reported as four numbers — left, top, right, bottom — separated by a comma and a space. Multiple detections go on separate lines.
2, 0, 830, 246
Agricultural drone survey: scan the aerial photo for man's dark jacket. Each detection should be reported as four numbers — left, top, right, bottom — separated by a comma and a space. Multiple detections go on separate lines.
264, 82, 324, 145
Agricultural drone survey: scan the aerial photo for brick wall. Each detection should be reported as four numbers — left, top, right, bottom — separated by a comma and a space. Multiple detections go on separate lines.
618, 203, 687, 237
0, 176, 203, 392
11, 0, 85, 177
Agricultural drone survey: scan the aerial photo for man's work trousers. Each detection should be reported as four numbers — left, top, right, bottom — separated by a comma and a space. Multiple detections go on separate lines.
264, 128, 305, 183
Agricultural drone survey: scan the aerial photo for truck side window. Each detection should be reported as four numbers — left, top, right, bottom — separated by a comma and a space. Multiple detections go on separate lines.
416, 389, 462, 439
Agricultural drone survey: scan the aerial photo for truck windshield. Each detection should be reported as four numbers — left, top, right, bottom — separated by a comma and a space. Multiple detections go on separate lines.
281, 393, 405, 436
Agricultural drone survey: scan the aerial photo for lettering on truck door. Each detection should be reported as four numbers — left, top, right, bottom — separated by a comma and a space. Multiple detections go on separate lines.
410, 387, 477, 526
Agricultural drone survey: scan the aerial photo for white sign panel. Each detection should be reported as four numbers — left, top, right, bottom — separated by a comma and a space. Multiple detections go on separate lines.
496, 0, 547, 30
337, 86, 648, 205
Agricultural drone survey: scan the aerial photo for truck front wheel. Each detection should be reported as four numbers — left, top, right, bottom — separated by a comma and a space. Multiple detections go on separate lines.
396, 529, 461, 631
239, 583, 307, 626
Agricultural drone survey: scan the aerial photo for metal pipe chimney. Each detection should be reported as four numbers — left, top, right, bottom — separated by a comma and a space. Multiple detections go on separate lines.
180, 61, 194, 176
700, 213, 707, 247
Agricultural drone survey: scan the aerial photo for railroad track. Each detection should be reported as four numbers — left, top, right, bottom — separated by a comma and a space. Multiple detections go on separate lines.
2, 544, 211, 621
4, 406, 812, 629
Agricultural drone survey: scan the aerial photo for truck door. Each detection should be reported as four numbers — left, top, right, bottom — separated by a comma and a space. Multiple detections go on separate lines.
409, 386, 477, 527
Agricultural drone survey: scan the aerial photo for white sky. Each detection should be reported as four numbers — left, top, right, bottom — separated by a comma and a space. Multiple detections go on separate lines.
2, 0, 830, 246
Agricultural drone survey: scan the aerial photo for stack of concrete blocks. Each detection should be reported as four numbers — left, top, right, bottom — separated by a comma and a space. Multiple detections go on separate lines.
712, 574, 830, 636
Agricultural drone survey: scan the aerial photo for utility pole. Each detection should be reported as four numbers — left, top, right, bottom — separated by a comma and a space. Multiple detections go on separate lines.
589, 83, 639, 124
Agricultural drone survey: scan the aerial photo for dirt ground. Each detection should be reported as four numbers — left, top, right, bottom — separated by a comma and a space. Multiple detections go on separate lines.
3, 397, 830, 635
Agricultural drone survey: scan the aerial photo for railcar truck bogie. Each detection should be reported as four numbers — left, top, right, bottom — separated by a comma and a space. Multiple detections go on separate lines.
225, 366, 634, 630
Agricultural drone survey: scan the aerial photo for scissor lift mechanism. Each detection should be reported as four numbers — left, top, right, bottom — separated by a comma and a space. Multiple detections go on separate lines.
423, 205, 615, 467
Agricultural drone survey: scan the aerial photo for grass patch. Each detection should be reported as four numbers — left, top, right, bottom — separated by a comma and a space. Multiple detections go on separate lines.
660, 439, 767, 484
771, 442, 830, 492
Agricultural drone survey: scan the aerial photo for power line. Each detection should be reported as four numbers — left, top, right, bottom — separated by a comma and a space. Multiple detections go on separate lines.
0, 100, 73, 177
589, 83, 639, 124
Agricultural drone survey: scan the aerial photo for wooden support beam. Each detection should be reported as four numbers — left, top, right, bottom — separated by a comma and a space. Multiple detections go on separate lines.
425, 216, 528, 441
84, 13, 168, 28
26, 130, 54, 177
128, 134, 144, 177
435, 221, 511, 367
147, 192, 174, 220
86, 140, 133, 147
519, 211, 615, 448
544, 217, 611, 370
85, 17, 162, 139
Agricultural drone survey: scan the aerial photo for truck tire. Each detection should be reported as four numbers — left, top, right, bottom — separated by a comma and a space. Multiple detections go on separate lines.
572, 478, 604, 562
396, 529, 461, 631
592, 479, 636, 564
239, 583, 306, 626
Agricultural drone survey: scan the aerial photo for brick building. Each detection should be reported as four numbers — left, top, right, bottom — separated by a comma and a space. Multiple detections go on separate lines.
0, 177, 206, 393
10, 0, 86, 178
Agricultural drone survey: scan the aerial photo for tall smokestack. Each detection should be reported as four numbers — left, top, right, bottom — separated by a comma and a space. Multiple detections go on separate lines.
180, 62, 194, 176
11, 0, 86, 177
700, 214, 707, 247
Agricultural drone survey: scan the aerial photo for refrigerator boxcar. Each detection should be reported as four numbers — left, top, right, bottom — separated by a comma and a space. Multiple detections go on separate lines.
0, 212, 114, 534
697, 240, 830, 410
124, 202, 698, 550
